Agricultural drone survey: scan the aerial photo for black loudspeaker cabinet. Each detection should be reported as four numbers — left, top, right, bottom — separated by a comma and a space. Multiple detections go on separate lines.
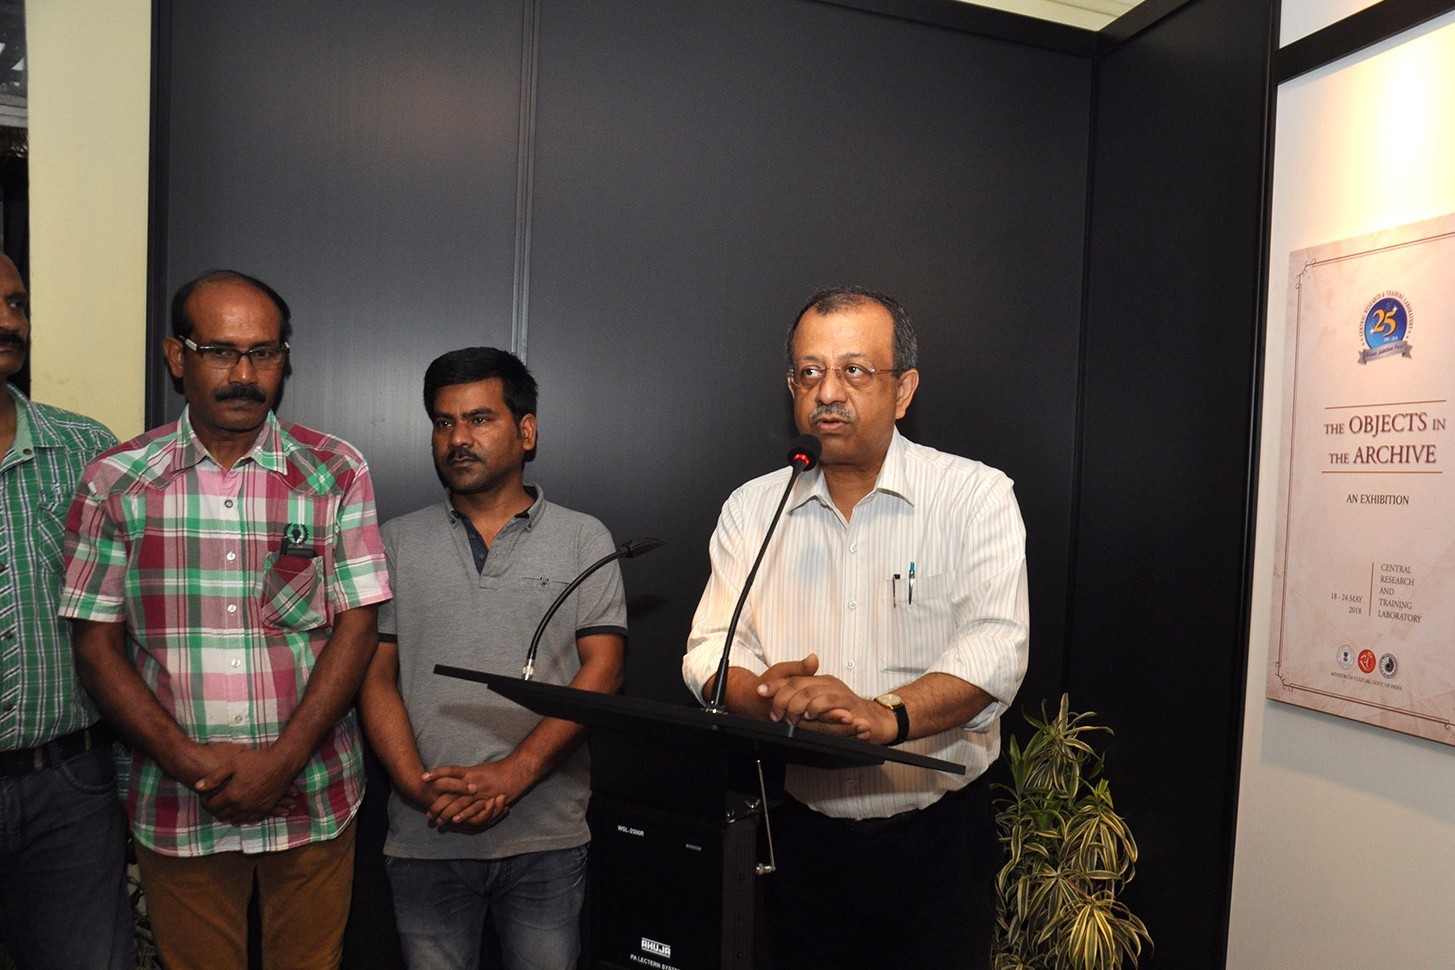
590, 791, 760, 970
586, 726, 778, 970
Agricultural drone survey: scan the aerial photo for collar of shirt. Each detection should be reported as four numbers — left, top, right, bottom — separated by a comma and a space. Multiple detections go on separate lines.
446, 485, 543, 572
129, 408, 296, 490
444, 483, 544, 527
1, 384, 35, 473
11, 385, 88, 456
790, 428, 917, 516
177, 406, 287, 474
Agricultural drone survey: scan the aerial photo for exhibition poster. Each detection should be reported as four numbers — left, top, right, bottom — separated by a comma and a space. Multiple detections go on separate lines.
1268, 213, 1455, 743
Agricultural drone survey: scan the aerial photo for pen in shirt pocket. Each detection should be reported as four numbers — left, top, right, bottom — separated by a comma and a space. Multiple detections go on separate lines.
908, 561, 916, 605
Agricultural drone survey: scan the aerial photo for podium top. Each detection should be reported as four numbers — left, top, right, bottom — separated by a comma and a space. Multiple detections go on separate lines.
435, 665, 965, 775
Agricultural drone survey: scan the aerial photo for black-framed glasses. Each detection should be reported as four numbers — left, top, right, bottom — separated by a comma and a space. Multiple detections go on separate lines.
788, 362, 899, 391
182, 337, 290, 370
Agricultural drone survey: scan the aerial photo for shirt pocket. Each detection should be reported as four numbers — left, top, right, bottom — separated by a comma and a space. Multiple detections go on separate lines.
513, 575, 572, 656
881, 570, 957, 676
514, 574, 569, 610
33, 481, 73, 569
259, 551, 329, 632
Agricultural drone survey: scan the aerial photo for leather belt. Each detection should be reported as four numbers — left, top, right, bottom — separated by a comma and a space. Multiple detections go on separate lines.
0, 723, 114, 777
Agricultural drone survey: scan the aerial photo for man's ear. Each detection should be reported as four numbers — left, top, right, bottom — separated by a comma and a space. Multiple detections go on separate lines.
520, 413, 538, 452
164, 336, 186, 381
893, 368, 920, 420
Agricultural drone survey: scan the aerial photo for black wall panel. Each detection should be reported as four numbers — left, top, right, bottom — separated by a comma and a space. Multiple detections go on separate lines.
156, 1, 526, 519
524, 0, 1089, 705
1074, 0, 1273, 965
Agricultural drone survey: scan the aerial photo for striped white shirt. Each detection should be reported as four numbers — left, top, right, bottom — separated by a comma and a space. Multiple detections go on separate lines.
684, 430, 1029, 819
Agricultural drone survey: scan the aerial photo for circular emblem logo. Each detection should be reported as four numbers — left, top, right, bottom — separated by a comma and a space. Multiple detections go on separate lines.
285, 523, 310, 546
1336, 645, 1354, 669
1357, 649, 1377, 674
1362, 293, 1410, 349
1379, 653, 1399, 679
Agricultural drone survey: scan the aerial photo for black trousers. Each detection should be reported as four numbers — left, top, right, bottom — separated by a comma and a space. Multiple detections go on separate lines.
766, 777, 995, 970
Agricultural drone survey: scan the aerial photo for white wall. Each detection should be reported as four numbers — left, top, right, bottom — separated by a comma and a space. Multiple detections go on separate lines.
26, 0, 151, 439
1228, 7, 1455, 969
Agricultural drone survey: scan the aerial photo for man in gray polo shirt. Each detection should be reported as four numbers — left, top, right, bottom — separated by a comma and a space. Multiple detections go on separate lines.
359, 347, 627, 970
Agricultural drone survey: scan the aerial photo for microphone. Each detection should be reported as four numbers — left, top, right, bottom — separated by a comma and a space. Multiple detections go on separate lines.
706, 434, 821, 714
787, 433, 821, 472
522, 536, 665, 681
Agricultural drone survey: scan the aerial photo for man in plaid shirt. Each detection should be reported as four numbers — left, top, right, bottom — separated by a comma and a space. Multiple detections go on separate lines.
60, 270, 391, 970
0, 253, 134, 969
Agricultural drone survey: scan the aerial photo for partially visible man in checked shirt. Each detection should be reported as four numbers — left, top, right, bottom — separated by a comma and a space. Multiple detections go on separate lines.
60, 269, 391, 970
0, 253, 133, 969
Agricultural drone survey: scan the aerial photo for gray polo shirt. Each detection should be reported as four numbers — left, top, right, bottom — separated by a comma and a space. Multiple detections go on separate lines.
378, 487, 627, 860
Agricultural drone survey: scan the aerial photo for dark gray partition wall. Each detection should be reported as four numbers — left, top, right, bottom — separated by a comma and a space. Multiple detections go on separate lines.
524, 1, 1089, 704
1074, 0, 1274, 966
149, 0, 1273, 965
154, 2, 527, 516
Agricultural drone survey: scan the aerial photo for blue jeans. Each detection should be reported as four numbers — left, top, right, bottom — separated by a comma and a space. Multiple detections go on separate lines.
386, 845, 587, 970
0, 743, 135, 970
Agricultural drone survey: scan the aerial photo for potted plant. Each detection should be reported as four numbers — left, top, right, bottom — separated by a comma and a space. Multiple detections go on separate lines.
992, 694, 1151, 970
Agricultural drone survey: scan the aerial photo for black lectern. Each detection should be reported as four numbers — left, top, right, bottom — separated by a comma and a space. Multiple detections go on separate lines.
436, 666, 963, 970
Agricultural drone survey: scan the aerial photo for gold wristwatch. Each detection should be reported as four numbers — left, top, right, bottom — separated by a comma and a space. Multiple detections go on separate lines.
873, 692, 909, 746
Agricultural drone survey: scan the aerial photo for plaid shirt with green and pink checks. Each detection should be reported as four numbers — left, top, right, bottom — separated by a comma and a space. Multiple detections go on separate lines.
59, 408, 391, 857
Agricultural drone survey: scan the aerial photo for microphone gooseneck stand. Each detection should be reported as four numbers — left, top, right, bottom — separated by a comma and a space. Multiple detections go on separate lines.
521, 536, 665, 681
705, 434, 820, 714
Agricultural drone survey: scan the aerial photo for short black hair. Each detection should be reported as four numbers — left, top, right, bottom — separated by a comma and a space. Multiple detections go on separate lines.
423, 346, 538, 423
170, 270, 293, 345
785, 285, 918, 373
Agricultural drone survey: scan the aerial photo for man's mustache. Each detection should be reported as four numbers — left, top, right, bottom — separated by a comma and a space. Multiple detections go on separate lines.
0, 329, 27, 351
810, 403, 852, 422
446, 446, 480, 463
214, 383, 267, 404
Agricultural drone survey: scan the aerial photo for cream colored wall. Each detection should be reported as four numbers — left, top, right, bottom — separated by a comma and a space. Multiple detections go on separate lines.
26, 0, 151, 439
1228, 8, 1455, 969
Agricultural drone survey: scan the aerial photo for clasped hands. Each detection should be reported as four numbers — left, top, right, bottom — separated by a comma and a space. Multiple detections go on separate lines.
408, 760, 526, 834
189, 742, 520, 833
752, 653, 898, 745
189, 741, 302, 825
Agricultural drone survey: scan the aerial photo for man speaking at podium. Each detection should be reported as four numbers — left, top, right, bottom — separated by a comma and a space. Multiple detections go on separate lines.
683, 286, 1029, 969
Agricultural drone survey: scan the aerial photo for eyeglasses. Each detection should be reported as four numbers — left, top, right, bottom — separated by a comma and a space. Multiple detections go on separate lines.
788, 362, 899, 390
183, 337, 290, 370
